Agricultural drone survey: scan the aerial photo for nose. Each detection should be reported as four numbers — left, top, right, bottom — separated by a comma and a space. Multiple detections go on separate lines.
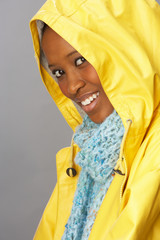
67, 70, 85, 95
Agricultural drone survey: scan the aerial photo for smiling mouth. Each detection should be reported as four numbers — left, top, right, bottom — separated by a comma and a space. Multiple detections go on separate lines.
81, 92, 99, 106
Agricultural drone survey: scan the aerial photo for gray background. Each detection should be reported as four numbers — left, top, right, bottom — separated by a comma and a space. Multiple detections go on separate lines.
1, 0, 160, 240
0, 1, 72, 240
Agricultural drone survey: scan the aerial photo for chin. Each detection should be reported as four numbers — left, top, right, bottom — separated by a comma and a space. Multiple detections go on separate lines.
88, 108, 114, 123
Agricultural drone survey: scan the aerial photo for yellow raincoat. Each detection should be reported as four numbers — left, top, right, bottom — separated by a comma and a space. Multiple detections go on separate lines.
30, 0, 160, 239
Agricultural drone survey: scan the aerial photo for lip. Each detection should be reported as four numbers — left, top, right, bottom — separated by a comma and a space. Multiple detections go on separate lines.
75, 91, 99, 113
75, 91, 99, 103
81, 94, 99, 113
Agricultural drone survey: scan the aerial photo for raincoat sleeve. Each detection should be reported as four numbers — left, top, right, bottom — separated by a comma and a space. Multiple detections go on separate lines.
33, 184, 58, 240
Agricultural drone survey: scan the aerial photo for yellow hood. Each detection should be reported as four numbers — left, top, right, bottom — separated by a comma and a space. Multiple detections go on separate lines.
30, 0, 160, 173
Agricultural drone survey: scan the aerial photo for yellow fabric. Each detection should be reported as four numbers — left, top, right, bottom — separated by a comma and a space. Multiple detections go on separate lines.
30, 0, 160, 239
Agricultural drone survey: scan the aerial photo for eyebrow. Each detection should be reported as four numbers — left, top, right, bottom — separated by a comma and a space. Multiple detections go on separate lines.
67, 50, 77, 57
48, 50, 78, 68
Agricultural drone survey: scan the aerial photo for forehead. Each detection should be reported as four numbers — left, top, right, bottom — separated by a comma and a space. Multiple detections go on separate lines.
41, 27, 76, 57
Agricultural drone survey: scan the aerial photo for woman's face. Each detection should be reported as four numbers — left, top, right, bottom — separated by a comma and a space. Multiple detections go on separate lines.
42, 27, 114, 123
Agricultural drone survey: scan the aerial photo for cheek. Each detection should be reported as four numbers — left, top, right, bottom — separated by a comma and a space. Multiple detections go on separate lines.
85, 65, 101, 86
58, 81, 68, 97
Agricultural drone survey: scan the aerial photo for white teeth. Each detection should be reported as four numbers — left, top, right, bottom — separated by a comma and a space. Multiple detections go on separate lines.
89, 96, 93, 101
81, 100, 89, 106
85, 99, 90, 104
81, 92, 99, 106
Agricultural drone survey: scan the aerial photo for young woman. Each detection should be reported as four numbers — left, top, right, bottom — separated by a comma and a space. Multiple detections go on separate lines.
30, 0, 160, 239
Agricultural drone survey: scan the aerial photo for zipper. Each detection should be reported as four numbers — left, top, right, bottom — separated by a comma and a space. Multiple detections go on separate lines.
119, 155, 128, 202
120, 119, 132, 202
113, 119, 132, 201
114, 119, 132, 174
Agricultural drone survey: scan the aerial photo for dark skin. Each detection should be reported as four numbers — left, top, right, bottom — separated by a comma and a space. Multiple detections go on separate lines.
42, 26, 114, 123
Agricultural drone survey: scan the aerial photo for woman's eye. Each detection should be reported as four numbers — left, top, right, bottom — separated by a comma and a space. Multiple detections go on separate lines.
75, 57, 86, 66
52, 69, 64, 78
